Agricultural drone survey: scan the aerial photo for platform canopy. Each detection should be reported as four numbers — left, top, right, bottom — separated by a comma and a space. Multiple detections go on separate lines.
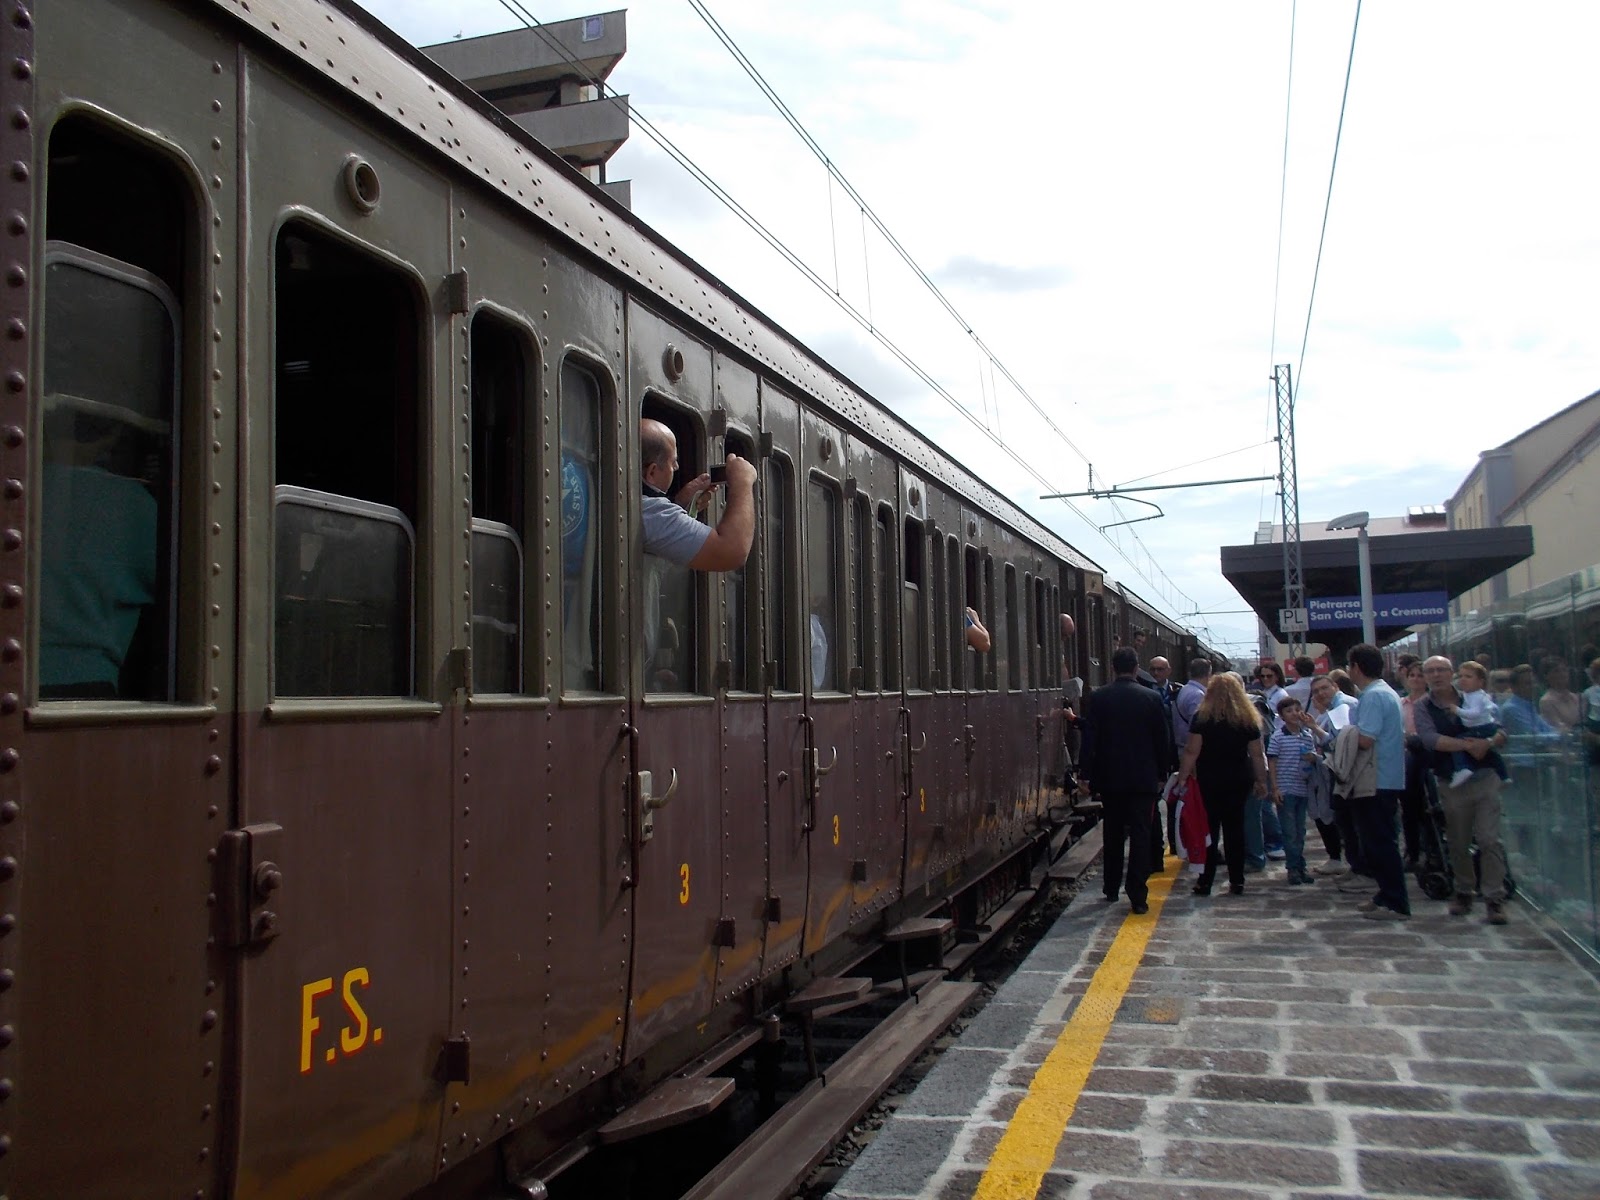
1220, 524, 1534, 657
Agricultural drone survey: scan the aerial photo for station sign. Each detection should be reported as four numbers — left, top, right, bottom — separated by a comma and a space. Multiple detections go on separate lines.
1307, 591, 1448, 629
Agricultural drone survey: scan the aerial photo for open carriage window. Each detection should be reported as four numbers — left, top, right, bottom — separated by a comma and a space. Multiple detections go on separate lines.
765, 453, 797, 693
724, 430, 758, 691
40, 116, 192, 702
273, 222, 420, 698
876, 504, 898, 691
903, 517, 927, 690
806, 475, 841, 692
560, 361, 609, 693
639, 400, 702, 694
852, 496, 871, 691
469, 312, 535, 695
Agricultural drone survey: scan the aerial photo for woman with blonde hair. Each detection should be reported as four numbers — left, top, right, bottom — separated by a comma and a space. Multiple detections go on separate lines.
1174, 672, 1270, 896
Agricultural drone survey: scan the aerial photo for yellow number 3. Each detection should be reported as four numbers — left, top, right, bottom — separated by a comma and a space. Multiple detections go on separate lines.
679, 863, 690, 905
832, 814, 840, 845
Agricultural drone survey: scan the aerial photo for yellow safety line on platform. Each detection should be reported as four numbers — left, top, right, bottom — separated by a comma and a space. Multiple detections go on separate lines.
974, 855, 1179, 1200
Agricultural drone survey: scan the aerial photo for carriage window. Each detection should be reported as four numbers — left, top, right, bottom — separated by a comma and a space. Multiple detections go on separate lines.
877, 504, 898, 691
765, 454, 796, 691
1004, 565, 1021, 691
40, 118, 191, 703
983, 553, 997, 690
964, 546, 982, 690
273, 224, 418, 697
852, 497, 871, 691
640, 402, 702, 694
903, 517, 927, 690
1034, 577, 1049, 691
725, 431, 757, 691
929, 527, 947, 690
807, 477, 840, 692
560, 362, 607, 692
470, 313, 532, 694
946, 537, 963, 689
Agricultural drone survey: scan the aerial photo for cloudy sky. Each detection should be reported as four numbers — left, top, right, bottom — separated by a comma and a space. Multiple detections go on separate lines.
357, 0, 1600, 657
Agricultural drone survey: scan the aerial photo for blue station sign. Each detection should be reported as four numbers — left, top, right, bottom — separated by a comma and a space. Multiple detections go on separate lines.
1307, 591, 1449, 629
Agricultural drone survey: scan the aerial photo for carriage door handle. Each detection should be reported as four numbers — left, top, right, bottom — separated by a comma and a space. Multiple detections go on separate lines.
908, 731, 927, 757
637, 767, 678, 843
964, 724, 976, 763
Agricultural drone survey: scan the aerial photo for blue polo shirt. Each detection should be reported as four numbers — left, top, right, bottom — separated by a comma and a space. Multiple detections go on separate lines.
1356, 677, 1405, 791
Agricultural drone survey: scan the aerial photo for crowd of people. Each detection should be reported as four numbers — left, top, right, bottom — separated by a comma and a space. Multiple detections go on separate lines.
1072, 639, 1547, 926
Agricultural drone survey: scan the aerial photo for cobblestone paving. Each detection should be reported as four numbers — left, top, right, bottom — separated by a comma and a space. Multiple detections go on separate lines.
829, 862, 1600, 1200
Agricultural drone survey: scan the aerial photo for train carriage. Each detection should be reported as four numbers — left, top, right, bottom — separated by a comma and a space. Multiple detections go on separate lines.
0, 0, 1185, 1196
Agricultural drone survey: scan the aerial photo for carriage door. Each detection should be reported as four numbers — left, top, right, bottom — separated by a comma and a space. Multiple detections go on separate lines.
899, 471, 937, 894
846, 438, 902, 922
710, 355, 768, 1002
235, 85, 455, 1199
625, 306, 721, 1061
759, 387, 807, 972
921, 485, 966, 882
799, 411, 858, 954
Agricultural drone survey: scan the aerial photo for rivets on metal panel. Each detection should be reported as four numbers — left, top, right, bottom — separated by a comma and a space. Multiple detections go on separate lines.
0, 914, 13, 934
0, 749, 15, 771
0, 639, 15, 662
0, 802, 15, 822
12, 6, 30, 28
8, 110, 25, 131
205, 755, 221, 775
11, 60, 29, 81
1, 427, 20, 447
200, 1010, 217, 1032
210, 100, 221, 113
211, 61, 222, 74
1, 585, 16, 606
7, 163, 25, 183
2, 479, 17, 499
3, 320, 19, 340
0, 1077, 10, 1099
202, 1060, 213, 1076
0, 1025, 11, 1046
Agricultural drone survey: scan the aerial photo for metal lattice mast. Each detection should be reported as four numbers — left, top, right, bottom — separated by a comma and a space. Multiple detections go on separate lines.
1274, 364, 1304, 655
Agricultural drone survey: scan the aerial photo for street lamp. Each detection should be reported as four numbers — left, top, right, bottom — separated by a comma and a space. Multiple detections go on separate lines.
1326, 511, 1375, 645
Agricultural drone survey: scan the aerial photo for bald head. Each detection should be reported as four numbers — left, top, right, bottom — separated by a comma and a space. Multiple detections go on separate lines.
640, 418, 677, 474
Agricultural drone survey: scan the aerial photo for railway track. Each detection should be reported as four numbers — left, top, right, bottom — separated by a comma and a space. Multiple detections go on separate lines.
525, 819, 1105, 1200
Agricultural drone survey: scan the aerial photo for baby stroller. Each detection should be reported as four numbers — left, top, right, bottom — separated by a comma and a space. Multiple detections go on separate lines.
1412, 768, 1516, 901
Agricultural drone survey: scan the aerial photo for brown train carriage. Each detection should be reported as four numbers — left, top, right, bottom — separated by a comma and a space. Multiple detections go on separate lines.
3, 0, 1120, 1197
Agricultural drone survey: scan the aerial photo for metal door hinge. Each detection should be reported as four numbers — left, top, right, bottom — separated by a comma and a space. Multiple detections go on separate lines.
441, 1036, 472, 1084
707, 408, 728, 437
216, 822, 284, 950
764, 896, 782, 922
446, 270, 470, 314
713, 918, 736, 948
850, 860, 868, 882
445, 646, 471, 694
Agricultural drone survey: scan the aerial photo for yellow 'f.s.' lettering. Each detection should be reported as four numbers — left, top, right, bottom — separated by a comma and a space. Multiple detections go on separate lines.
679, 863, 690, 904
340, 967, 371, 1054
300, 977, 334, 1074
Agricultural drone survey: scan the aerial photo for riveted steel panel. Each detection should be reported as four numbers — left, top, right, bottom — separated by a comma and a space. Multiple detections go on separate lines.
0, 3, 31, 1193
232, 50, 453, 1200
14, 1, 237, 1195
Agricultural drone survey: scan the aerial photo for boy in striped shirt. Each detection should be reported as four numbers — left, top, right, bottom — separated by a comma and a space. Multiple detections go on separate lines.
1269, 696, 1329, 885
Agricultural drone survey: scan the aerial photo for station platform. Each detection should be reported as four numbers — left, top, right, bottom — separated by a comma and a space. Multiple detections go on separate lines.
828, 853, 1600, 1200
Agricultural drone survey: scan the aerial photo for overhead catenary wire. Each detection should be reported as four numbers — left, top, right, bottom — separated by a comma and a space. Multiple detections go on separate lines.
1293, 0, 1363, 398
482, 0, 1200, 618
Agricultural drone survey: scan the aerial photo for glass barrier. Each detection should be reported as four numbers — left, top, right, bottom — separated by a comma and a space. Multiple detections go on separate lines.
1423, 565, 1600, 957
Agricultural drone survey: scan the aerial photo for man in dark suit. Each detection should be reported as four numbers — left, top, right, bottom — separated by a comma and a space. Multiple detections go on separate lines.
1080, 645, 1171, 914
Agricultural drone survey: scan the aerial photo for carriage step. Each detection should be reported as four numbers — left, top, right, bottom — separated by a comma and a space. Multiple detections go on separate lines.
786, 976, 873, 1014
883, 916, 953, 942
597, 1076, 734, 1144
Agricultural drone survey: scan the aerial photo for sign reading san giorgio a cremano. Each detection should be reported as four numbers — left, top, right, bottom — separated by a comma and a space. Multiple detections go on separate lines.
1307, 591, 1449, 630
